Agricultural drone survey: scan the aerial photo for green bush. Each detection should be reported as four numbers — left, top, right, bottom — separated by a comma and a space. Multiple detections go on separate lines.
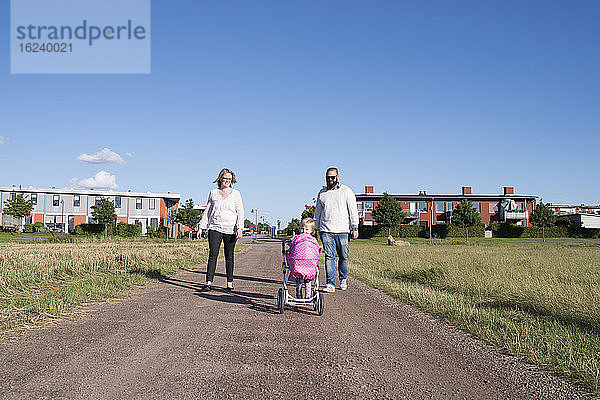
146, 226, 167, 238
359, 224, 426, 238
569, 227, 600, 239
117, 222, 142, 237
432, 223, 485, 238
74, 223, 105, 235
23, 224, 35, 233
491, 223, 569, 238
555, 216, 574, 229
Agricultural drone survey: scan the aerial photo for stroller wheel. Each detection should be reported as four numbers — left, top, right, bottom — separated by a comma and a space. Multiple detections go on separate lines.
277, 288, 285, 314
317, 292, 324, 316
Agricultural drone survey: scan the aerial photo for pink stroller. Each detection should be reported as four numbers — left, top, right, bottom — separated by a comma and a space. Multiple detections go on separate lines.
276, 235, 324, 315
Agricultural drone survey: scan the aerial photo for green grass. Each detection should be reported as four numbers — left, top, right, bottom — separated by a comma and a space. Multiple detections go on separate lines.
0, 238, 210, 338
350, 238, 600, 395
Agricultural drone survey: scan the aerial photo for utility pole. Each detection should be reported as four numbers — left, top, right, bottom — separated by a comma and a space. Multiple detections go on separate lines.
60, 199, 65, 233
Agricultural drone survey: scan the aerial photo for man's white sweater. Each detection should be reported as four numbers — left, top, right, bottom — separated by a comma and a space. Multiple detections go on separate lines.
314, 184, 359, 233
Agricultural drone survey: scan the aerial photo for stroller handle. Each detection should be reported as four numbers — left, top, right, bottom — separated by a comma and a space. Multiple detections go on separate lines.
281, 238, 291, 256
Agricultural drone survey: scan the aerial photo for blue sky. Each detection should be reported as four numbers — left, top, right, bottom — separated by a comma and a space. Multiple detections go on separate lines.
1, 0, 599, 226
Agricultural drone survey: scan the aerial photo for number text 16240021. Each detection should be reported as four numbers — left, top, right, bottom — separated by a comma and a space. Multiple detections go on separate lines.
19, 43, 73, 53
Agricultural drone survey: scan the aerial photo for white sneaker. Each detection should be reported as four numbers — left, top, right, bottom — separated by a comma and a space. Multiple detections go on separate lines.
323, 284, 335, 293
340, 279, 347, 291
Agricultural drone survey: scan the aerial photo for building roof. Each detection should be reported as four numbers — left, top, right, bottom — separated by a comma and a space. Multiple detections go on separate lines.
547, 203, 600, 208
0, 186, 181, 200
356, 192, 537, 200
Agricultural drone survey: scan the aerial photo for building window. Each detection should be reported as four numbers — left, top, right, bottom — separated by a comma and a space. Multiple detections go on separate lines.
114, 196, 121, 209
150, 218, 159, 228
435, 202, 445, 213
364, 202, 374, 211
419, 221, 428, 228
136, 198, 142, 210
95, 196, 101, 205
73, 195, 80, 207
472, 202, 481, 213
149, 198, 156, 210
31, 193, 37, 205
517, 202, 524, 210
418, 202, 427, 212
356, 202, 363, 211
489, 202, 498, 213
53, 195, 59, 207
446, 202, 453, 212
10, 193, 16, 201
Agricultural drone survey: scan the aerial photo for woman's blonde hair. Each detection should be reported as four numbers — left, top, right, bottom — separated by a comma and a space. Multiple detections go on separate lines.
213, 168, 237, 187
301, 217, 315, 234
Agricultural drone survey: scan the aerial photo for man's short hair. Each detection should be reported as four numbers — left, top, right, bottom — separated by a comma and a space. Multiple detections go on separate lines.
326, 167, 338, 175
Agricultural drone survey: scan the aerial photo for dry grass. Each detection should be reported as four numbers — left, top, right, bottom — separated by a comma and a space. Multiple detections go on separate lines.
0, 238, 209, 337
350, 239, 600, 395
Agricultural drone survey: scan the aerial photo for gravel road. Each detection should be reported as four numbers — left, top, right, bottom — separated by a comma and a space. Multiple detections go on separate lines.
0, 242, 594, 399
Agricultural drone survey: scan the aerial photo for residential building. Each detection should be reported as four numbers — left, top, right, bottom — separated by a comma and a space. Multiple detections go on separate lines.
547, 203, 600, 216
355, 186, 537, 227
0, 185, 181, 238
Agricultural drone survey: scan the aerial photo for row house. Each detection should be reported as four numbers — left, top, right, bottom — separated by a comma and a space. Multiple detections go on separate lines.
0, 186, 181, 238
356, 186, 537, 228
547, 203, 600, 216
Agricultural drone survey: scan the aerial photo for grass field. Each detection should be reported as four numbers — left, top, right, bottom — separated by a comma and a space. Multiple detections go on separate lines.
0, 238, 210, 338
350, 237, 600, 395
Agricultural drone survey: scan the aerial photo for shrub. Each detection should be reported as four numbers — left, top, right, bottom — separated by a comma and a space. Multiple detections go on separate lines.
117, 222, 142, 237
146, 226, 167, 238
74, 223, 105, 235
432, 223, 485, 238
491, 223, 569, 238
359, 224, 426, 239
23, 224, 35, 233
555, 216, 574, 229
569, 227, 600, 239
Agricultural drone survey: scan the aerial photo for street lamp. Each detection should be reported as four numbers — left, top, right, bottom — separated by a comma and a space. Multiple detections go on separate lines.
250, 208, 259, 240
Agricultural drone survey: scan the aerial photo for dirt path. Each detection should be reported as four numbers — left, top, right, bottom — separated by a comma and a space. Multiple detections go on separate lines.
0, 243, 593, 399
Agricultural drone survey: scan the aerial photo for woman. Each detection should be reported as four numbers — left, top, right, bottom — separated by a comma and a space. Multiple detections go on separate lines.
198, 168, 244, 291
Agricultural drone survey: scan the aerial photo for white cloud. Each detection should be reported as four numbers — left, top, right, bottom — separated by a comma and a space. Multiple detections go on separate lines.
125, 152, 133, 157
77, 148, 125, 164
69, 171, 119, 189
0, 136, 5, 145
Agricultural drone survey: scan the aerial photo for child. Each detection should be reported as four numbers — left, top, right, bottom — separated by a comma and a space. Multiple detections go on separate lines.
286, 218, 322, 299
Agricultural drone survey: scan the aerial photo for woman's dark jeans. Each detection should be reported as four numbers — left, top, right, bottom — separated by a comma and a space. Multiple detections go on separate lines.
206, 229, 237, 283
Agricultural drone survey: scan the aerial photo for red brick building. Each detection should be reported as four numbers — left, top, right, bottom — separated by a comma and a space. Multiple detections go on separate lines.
356, 186, 537, 228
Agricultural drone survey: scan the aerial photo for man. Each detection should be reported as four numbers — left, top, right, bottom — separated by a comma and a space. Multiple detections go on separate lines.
313, 167, 359, 293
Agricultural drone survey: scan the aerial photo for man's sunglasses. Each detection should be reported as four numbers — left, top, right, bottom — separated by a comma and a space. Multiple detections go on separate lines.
325, 176, 337, 180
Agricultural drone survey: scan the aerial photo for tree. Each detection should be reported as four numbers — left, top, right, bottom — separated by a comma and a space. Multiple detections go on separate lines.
301, 204, 315, 220
530, 201, 556, 242
244, 219, 253, 228
301, 198, 316, 220
175, 198, 203, 239
286, 218, 301, 235
3, 193, 34, 233
372, 192, 405, 236
91, 197, 117, 237
451, 199, 481, 243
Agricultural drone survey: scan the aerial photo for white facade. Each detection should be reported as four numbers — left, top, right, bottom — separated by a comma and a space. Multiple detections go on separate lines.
1, 186, 180, 235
